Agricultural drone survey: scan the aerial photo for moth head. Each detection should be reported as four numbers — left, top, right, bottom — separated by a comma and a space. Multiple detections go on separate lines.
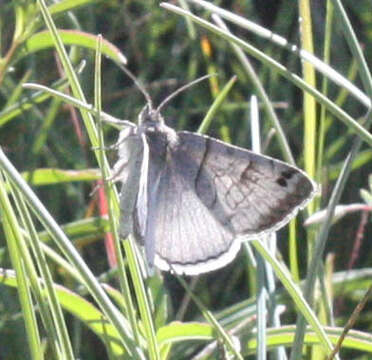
119, 65, 214, 130
138, 104, 164, 127
138, 104, 178, 146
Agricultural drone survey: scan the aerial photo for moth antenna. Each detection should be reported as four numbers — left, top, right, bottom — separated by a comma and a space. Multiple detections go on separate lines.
155, 73, 217, 115
118, 64, 153, 108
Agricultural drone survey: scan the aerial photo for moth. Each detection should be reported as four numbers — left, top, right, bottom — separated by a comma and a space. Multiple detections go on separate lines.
112, 75, 317, 276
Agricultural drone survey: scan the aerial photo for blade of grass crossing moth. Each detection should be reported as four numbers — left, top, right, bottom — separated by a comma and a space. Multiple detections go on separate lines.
94, 36, 160, 359
35, 2, 145, 356
250, 95, 267, 360
94, 35, 143, 347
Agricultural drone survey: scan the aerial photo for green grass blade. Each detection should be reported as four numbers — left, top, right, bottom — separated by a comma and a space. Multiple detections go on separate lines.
160, 3, 372, 147
0, 270, 130, 357
251, 239, 334, 355
175, 274, 244, 360
11, 186, 75, 360
0, 147, 142, 358
184, 0, 370, 107
197, 75, 237, 134
21, 30, 126, 65
212, 14, 295, 165
0, 175, 43, 360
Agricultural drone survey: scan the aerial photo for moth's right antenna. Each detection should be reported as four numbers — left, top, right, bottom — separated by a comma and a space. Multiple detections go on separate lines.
118, 64, 153, 108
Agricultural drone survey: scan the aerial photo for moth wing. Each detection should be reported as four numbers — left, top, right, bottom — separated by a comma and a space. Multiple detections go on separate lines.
145, 131, 316, 275
144, 136, 238, 275
178, 131, 317, 237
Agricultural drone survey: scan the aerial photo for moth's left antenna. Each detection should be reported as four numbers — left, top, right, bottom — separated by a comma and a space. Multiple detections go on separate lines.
118, 64, 153, 108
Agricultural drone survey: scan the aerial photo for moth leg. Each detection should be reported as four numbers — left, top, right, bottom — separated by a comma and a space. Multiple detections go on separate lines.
99, 115, 135, 129
109, 158, 130, 183
89, 180, 104, 197
110, 127, 137, 149
91, 132, 136, 153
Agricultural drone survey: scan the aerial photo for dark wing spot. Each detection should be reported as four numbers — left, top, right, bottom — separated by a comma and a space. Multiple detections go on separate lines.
276, 169, 297, 187
276, 177, 287, 187
281, 170, 295, 179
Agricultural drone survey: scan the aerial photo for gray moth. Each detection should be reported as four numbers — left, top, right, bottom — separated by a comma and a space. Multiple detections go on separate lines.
113, 88, 317, 276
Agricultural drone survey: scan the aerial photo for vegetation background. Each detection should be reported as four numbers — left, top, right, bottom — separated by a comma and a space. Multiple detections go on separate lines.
0, 0, 371, 359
